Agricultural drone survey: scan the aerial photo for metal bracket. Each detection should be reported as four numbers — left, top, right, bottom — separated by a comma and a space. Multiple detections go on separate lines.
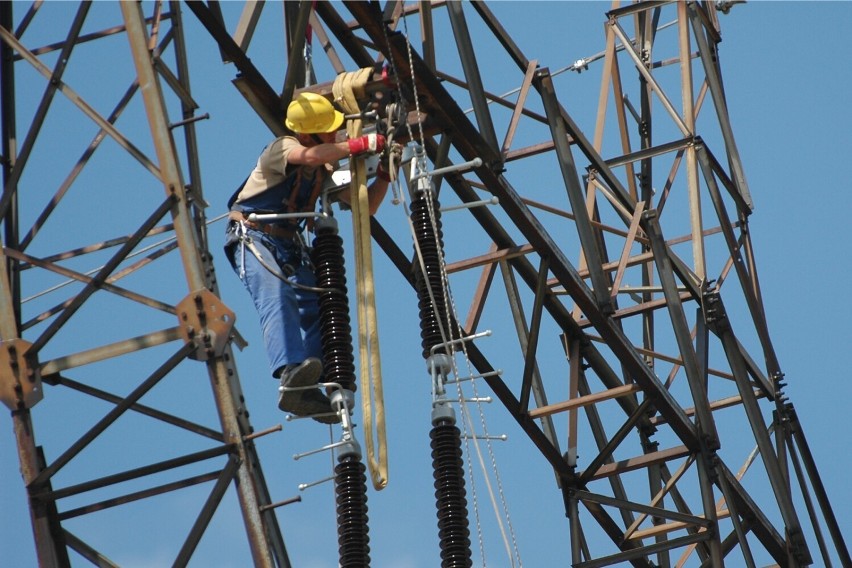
176, 289, 236, 361
0, 339, 43, 411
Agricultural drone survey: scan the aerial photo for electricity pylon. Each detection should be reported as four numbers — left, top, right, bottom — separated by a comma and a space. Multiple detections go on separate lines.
0, 2, 847, 567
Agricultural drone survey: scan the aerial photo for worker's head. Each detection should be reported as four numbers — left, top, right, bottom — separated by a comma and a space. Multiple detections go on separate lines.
285, 92, 344, 134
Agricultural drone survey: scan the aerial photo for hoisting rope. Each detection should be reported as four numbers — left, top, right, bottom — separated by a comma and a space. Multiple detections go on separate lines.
332, 68, 389, 491
383, 13, 523, 566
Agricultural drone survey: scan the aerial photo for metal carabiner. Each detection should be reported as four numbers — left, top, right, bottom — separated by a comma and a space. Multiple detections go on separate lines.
236, 221, 249, 279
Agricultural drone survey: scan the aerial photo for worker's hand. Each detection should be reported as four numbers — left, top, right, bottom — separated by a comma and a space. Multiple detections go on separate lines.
348, 133, 386, 156
377, 142, 402, 182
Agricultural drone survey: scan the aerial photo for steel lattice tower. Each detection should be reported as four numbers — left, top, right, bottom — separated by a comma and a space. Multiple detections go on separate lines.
1, 2, 848, 567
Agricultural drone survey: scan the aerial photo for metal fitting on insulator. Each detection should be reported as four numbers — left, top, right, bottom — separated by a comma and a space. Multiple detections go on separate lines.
329, 388, 357, 432
428, 352, 452, 401
314, 214, 339, 234
409, 145, 432, 194
336, 437, 362, 461
427, 353, 452, 380
330, 388, 355, 414
432, 400, 456, 426
428, 355, 455, 425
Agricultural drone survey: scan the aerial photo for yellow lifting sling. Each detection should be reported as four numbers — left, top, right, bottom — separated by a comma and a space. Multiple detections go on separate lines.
333, 69, 388, 490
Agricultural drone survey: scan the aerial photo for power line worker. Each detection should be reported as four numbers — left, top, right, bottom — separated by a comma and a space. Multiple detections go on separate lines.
224, 92, 392, 423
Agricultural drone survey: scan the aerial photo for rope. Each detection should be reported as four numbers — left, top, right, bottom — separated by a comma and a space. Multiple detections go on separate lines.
333, 69, 389, 491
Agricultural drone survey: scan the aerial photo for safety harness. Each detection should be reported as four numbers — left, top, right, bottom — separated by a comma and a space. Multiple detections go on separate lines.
226, 160, 327, 291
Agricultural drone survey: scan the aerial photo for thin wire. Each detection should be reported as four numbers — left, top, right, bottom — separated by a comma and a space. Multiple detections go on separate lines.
427, 186, 520, 566
390, 11, 488, 564
391, 10, 522, 566
21, 213, 230, 304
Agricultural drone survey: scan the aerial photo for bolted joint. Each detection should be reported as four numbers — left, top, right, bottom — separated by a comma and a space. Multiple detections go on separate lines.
176, 289, 236, 361
702, 289, 731, 333
0, 339, 43, 411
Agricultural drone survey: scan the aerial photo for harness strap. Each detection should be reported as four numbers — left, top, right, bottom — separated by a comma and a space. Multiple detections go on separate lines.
286, 168, 303, 213
236, 229, 341, 295
283, 167, 325, 232
228, 211, 297, 239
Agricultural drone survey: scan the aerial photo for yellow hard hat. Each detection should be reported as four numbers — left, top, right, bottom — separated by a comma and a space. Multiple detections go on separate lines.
285, 92, 344, 134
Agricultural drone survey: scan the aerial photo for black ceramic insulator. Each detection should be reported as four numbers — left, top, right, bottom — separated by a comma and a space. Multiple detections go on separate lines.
410, 192, 453, 358
312, 225, 356, 392
431, 419, 472, 568
335, 455, 371, 568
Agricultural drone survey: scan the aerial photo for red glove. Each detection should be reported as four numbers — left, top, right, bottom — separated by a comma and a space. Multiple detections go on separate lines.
348, 133, 386, 156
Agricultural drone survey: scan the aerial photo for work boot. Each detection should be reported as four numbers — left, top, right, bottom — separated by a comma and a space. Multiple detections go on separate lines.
304, 389, 341, 425
277, 358, 323, 415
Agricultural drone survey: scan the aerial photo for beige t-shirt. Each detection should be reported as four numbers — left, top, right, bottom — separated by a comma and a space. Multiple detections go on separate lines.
233, 136, 333, 207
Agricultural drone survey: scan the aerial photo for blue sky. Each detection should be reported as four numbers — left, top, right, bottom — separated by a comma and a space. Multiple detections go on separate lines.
1, 2, 850, 567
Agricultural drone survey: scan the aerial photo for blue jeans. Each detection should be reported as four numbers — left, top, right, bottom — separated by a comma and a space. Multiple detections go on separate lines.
225, 223, 322, 378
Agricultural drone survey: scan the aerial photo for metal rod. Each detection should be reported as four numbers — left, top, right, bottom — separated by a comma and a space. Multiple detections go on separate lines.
169, 112, 209, 129
411, 157, 483, 180
447, 1, 500, 156
58, 470, 221, 521
461, 434, 507, 441
293, 439, 351, 461
248, 211, 326, 223
429, 329, 491, 356
259, 496, 302, 512
298, 475, 335, 491
243, 424, 283, 442
446, 369, 503, 384
35, 444, 232, 502
28, 195, 176, 355
439, 196, 498, 213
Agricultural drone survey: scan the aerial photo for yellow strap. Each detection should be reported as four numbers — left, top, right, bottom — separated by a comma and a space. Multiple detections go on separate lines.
334, 70, 389, 491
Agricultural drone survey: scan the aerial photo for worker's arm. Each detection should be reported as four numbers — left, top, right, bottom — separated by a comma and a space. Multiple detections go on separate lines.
287, 141, 350, 167
288, 133, 390, 215
287, 133, 385, 168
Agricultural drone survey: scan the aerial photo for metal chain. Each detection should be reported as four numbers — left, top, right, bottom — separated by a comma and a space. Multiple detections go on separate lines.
399, 13, 426, 148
